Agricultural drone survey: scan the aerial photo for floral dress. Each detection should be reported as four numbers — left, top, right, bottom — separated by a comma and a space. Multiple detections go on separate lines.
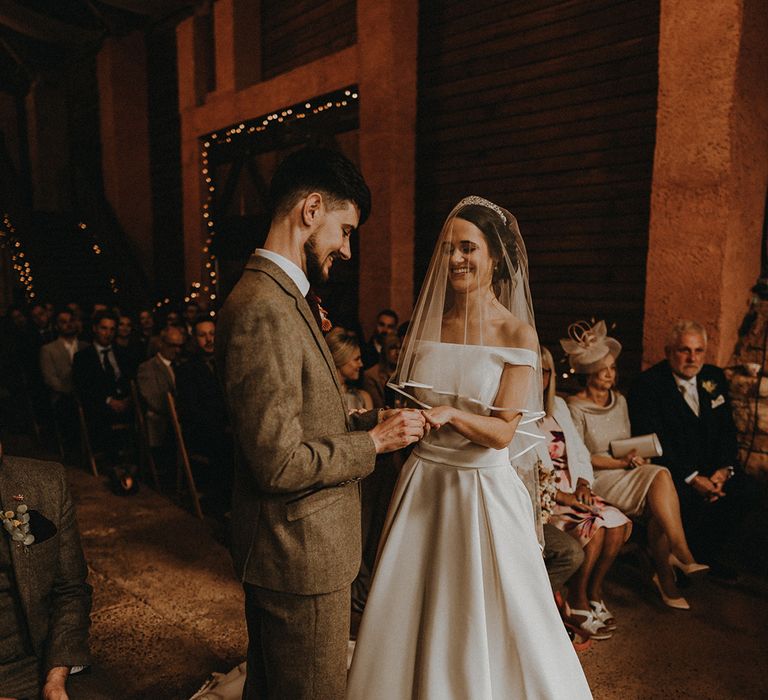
542, 415, 630, 547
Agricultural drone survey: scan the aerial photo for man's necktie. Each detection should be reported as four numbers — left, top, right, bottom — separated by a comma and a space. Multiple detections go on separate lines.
306, 291, 331, 332
679, 382, 700, 417
102, 349, 116, 387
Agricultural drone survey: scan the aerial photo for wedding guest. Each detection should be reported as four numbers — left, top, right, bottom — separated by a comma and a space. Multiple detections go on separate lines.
114, 314, 144, 379
137, 308, 156, 358
361, 309, 398, 368
40, 310, 86, 403
137, 326, 185, 475
540, 347, 631, 639
562, 320, 707, 609
0, 443, 94, 699
176, 319, 232, 512
72, 311, 132, 461
628, 320, 744, 580
326, 327, 373, 411
66, 302, 84, 336
362, 332, 401, 408
182, 301, 201, 337
40, 310, 87, 452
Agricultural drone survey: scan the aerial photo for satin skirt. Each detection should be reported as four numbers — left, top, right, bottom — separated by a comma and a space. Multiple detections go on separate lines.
346, 443, 593, 699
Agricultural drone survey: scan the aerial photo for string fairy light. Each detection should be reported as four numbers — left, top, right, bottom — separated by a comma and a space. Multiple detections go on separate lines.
198, 85, 360, 310
1, 213, 36, 300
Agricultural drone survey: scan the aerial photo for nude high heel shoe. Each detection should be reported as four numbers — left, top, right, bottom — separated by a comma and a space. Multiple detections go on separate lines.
652, 573, 690, 610
669, 554, 709, 575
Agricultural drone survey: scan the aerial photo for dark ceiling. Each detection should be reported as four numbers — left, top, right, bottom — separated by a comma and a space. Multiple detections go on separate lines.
0, 0, 199, 95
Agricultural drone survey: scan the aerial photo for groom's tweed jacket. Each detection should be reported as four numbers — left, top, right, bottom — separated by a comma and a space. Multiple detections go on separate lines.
217, 255, 377, 595
0, 455, 92, 672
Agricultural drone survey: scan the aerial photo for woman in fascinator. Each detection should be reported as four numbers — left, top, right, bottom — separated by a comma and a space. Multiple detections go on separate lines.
346, 198, 592, 699
563, 321, 708, 610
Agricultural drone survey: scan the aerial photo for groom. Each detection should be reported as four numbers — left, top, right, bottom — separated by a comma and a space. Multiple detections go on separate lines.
217, 146, 426, 699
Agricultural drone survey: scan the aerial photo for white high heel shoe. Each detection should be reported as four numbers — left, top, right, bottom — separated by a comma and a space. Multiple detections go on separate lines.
669, 554, 710, 575
652, 574, 690, 610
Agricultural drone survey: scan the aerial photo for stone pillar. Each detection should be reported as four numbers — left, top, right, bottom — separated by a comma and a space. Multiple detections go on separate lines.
357, 0, 417, 334
97, 33, 154, 280
643, 0, 768, 367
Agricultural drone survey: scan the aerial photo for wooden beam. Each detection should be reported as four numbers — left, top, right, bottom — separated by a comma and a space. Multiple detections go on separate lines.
0, 2, 101, 46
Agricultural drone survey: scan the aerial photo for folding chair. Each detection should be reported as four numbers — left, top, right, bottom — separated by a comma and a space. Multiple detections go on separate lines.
76, 398, 99, 477
166, 391, 204, 520
130, 380, 161, 490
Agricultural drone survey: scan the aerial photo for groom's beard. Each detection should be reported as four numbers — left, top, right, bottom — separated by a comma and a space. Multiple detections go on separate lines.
304, 234, 328, 288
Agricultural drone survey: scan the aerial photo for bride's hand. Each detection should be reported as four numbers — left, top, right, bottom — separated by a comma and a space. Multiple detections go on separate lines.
422, 406, 456, 430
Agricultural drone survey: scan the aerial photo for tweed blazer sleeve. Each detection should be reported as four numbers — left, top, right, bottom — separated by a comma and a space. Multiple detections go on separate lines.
220, 285, 376, 494
44, 466, 93, 672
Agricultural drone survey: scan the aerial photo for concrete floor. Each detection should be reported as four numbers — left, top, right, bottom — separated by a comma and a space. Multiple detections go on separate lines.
5, 435, 768, 699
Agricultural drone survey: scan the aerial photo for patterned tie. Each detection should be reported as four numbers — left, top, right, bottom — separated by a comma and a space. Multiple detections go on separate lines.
305, 291, 331, 332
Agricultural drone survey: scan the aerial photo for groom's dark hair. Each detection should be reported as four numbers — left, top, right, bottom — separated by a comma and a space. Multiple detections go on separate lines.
269, 146, 371, 225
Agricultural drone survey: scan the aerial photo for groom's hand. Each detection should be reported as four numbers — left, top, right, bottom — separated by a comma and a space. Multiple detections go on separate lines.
369, 409, 426, 453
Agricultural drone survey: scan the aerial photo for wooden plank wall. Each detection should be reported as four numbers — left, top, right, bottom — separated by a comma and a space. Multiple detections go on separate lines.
416, 0, 660, 375
261, 0, 357, 80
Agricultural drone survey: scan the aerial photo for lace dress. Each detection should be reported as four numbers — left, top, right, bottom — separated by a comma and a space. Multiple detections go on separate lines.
346, 342, 592, 699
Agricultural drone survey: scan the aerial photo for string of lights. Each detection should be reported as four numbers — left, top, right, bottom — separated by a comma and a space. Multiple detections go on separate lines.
197, 85, 360, 312
1, 212, 35, 300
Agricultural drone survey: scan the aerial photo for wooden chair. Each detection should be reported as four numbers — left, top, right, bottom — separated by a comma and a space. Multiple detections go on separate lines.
166, 391, 204, 520
130, 380, 161, 490
76, 398, 99, 477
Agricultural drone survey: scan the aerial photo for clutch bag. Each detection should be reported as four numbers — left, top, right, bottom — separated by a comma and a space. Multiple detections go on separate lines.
610, 433, 663, 459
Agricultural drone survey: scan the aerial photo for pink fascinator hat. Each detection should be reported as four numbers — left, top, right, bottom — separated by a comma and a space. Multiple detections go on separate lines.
560, 320, 622, 374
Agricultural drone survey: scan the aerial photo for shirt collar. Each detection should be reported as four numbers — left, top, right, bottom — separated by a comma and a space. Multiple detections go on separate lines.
157, 353, 172, 368
94, 342, 112, 353
673, 373, 697, 390
255, 248, 310, 297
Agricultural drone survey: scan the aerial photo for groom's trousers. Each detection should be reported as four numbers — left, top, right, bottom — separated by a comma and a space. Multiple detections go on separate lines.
243, 583, 349, 700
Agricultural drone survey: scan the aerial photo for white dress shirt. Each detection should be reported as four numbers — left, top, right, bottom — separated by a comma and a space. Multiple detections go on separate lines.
674, 374, 700, 417
673, 374, 701, 483
255, 248, 310, 297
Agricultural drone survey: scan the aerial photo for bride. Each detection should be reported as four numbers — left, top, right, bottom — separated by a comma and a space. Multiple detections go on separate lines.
346, 197, 592, 699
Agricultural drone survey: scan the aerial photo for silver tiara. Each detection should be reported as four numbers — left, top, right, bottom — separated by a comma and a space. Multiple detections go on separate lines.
457, 196, 507, 225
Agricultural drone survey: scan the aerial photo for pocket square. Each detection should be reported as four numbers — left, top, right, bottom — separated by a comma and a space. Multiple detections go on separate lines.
29, 510, 58, 544
711, 395, 725, 409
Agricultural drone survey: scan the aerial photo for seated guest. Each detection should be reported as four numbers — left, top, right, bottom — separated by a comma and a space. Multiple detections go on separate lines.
539, 347, 631, 639
562, 320, 707, 609
0, 442, 93, 699
628, 320, 744, 580
72, 311, 132, 461
362, 332, 401, 408
137, 326, 185, 474
40, 309, 87, 452
65, 302, 84, 337
361, 308, 398, 369
326, 327, 373, 412
114, 314, 144, 379
137, 308, 156, 358
40, 309, 86, 404
175, 319, 232, 510
182, 301, 201, 337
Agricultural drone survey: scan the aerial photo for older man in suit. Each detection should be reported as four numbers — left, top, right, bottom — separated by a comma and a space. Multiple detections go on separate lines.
629, 320, 743, 578
136, 326, 185, 466
0, 444, 93, 699
217, 147, 426, 700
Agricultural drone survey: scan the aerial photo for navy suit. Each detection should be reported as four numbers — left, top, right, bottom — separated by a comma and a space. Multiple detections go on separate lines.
628, 361, 741, 560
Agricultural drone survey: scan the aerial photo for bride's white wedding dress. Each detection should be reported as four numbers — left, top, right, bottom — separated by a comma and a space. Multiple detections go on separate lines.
346, 342, 592, 699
